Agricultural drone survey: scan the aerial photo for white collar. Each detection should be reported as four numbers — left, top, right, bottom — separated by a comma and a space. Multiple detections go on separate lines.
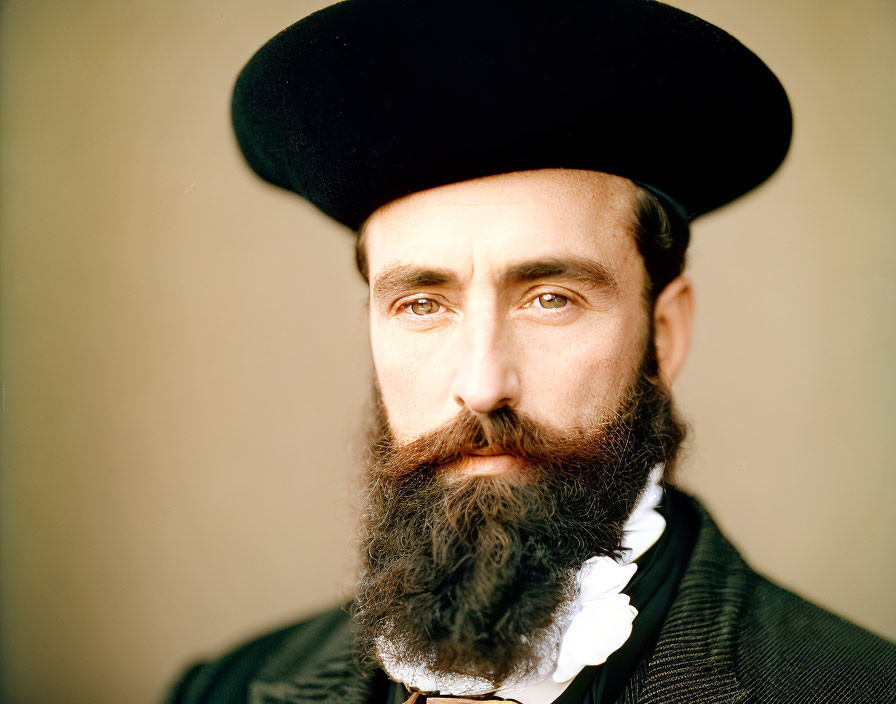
378, 465, 667, 702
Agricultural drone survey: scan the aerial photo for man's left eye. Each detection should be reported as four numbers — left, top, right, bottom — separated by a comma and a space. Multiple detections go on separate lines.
535, 293, 569, 309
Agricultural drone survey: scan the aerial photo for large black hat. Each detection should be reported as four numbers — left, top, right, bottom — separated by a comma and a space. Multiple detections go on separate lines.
232, 0, 792, 228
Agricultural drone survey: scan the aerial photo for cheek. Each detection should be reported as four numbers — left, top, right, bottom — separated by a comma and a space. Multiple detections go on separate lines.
370, 323, 457, 437
516, 313, 647, 420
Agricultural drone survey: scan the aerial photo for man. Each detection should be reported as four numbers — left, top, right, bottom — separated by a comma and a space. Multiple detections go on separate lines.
168, 0, 895, 702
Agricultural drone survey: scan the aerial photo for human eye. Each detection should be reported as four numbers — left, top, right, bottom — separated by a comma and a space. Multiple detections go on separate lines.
532, 292, 569, 309
522, 290, 575, 312
517, 289, 581, 323
400, 297, 442, 316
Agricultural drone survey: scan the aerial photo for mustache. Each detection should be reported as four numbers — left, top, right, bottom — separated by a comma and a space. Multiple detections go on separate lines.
372, 401, 630, 481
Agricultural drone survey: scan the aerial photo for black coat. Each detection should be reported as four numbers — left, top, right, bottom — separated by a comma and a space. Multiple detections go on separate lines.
166, 495, 896, 703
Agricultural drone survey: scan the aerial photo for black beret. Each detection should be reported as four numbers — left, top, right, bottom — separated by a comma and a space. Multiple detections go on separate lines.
232, 0, 792, 229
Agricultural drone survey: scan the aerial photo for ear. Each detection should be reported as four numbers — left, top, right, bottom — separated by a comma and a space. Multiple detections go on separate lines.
653, 275, 694, 385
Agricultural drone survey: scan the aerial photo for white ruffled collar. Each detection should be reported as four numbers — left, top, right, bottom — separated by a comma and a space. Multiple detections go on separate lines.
378, 465, 667, 703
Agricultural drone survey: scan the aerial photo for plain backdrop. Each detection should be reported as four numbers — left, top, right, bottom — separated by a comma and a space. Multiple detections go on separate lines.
1, 1, 894, 702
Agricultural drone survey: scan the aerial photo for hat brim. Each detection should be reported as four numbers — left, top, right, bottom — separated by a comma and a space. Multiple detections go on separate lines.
232, 0, 792, 228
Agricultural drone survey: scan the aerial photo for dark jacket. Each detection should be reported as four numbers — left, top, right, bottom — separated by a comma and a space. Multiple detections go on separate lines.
166, 496, 896, 703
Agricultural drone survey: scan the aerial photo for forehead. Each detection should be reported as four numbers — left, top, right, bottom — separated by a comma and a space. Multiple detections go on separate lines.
362, 169, 643, 280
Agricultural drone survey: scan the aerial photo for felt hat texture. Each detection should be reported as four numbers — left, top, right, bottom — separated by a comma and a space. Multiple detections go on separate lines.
232, 0, 792, 228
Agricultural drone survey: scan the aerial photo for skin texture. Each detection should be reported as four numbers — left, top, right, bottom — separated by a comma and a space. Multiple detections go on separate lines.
363, 169, 694, 469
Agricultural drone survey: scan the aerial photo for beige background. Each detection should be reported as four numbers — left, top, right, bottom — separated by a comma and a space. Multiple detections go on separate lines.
1, 1, 894, 702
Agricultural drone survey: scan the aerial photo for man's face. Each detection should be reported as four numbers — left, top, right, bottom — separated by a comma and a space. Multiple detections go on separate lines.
356, 170, 687, 688
364, 169, 652, 462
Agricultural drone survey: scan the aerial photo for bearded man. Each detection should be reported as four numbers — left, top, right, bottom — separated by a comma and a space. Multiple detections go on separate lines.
166, 0, 895, 702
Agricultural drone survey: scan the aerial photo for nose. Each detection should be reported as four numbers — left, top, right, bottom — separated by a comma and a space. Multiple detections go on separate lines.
450, 312, 521, 415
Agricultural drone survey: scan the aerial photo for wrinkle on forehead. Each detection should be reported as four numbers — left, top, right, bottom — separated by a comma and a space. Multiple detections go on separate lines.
361, 169, 646, 295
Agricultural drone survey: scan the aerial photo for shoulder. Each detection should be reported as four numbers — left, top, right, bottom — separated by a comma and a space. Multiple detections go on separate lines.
736, 570, 896, 702
164, 605, 352, 704
669, 491, 896, 703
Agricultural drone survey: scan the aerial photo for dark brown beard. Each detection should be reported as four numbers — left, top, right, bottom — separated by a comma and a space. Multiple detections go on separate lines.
353, 354, 686, 689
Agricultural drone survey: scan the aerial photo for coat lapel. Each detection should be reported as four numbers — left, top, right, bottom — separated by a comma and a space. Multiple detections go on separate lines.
623, 494, 750, 704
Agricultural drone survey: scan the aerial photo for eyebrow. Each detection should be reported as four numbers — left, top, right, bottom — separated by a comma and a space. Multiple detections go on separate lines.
500, 257, 619, 296
371, 264, 459, 306
370, 255, 618, 306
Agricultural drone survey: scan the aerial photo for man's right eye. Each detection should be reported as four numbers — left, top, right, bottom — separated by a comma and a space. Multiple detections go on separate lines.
406, 298, 441, 315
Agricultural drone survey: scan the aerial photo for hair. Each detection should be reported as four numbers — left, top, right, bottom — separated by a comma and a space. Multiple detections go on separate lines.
630, 186, 691, 302
353, 181, 690, 301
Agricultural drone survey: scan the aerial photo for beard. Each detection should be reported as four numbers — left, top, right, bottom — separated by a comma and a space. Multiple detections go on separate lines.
353, 347, 686, 690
